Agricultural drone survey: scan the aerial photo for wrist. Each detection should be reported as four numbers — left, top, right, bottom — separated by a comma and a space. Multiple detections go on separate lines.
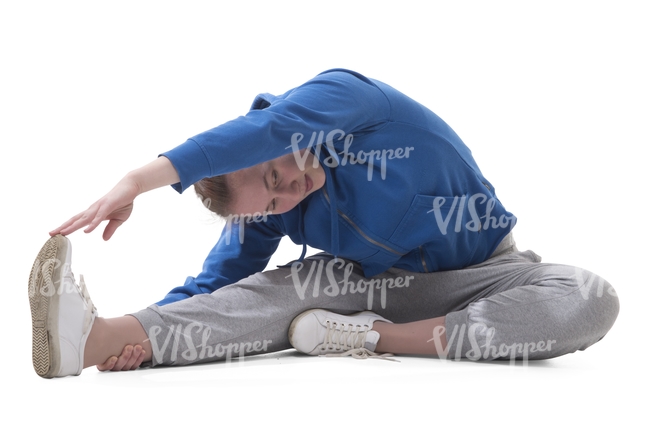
125, 157, 180, 195
122, 171, 145, 197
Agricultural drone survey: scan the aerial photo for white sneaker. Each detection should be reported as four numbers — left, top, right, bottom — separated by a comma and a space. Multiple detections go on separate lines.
28, 235, 97, 378
288, 309, 396, 360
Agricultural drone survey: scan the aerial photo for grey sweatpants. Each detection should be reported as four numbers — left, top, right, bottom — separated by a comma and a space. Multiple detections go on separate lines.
131, 233, 619, 365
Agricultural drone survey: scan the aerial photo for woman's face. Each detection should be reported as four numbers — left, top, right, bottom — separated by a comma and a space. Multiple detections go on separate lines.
228, 149, 326, 215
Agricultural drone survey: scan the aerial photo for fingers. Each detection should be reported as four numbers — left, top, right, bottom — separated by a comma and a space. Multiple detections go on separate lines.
120, 345, 143, 370
50, 204, 102, 236
49, 178, 139, 238
102, 218, 124, 241
96, 345, 146, 372
50, 200, 133, 239
97, 356, 119, 372
49, 210, 90, 236
111, 345, 135, 371
50, 201, 115, 237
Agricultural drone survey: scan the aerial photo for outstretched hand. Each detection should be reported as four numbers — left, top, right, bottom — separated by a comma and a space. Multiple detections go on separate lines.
49, 177, 140, 240
49, 157, 180, 240
97, 345, 147, 372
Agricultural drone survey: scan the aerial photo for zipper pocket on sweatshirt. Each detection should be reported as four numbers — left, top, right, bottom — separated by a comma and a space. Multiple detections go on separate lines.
322, 189, 406, 256
419, 246, 429, 273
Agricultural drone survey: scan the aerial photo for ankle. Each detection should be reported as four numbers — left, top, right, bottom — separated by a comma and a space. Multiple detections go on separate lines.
83, 316, 105, 368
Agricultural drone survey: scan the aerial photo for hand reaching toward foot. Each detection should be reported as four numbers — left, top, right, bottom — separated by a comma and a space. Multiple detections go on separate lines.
49, 156, 180, 240
49, 178, 139, 241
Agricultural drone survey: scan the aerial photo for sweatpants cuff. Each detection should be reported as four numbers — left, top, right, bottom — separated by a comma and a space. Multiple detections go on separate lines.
442, 307, 471, 360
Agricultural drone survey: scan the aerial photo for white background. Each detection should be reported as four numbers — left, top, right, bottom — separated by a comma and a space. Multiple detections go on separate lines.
1, 1, 647, 444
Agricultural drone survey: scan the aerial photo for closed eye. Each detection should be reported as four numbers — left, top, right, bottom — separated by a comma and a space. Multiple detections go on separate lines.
270, 171, 279, 212
265, 169, 279, 213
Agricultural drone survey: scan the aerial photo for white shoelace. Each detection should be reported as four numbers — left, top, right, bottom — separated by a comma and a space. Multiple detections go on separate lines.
78, 274, 97, 314
319, 320, 398, 362
62, 261, 97, 313
324, 348, 398, 362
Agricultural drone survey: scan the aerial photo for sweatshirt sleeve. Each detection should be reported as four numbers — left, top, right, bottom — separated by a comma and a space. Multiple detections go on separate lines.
161, 69, 391, 193
155, 217, 284, 305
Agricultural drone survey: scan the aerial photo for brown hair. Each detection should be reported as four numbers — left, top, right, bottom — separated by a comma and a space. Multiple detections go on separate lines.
194, 175, 233, 218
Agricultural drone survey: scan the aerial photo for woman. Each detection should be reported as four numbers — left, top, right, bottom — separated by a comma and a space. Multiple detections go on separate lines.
29, 69, 619, 378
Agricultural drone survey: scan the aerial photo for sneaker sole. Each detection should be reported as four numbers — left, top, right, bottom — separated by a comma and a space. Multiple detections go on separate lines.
28, 235, 69, 378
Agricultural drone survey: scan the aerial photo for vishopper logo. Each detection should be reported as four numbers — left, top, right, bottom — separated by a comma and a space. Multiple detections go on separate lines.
195, 192, 272, 245
286, 129, 414, 181
427, 322, 557, 363
196, 192, 213, 212
29, 258, 79, 297
573, 267, 618, 301
427, 194, 516, 235
286, 257, 414, 310
147, 323, 273, 364
223, 211, 272, 245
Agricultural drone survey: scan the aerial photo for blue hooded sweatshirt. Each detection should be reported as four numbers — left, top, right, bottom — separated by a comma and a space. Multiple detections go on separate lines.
157, 69, 516, 305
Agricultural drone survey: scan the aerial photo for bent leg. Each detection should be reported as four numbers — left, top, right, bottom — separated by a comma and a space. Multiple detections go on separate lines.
442, 262, 619, 360
372, 248, 620, 360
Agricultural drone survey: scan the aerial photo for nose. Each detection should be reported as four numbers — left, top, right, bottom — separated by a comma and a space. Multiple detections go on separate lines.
275, 179, 302, 201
